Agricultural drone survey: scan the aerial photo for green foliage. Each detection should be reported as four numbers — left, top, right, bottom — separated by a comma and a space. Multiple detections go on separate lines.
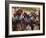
22, 7, 36, 12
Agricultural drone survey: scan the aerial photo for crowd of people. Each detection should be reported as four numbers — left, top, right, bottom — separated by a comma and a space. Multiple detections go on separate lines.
12, 8, 40, 31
